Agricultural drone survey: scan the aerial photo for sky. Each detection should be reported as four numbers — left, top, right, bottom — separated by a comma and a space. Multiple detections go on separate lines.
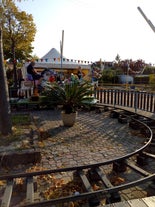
15, 0, 155, 64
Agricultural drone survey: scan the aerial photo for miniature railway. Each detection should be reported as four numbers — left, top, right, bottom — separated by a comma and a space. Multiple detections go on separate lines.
1, 109, 155, 207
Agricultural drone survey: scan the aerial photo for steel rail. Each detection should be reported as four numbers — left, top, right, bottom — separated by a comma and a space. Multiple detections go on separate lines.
0, 110, 154, 207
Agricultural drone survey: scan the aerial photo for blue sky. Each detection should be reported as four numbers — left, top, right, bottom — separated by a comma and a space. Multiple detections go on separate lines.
16, 0, 155, 64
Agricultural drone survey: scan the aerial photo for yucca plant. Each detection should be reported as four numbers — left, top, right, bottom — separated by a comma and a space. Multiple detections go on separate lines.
42, 81, 95, 114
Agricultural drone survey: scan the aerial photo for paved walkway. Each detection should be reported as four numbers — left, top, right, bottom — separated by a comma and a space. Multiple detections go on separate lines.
31, 109, 146, 169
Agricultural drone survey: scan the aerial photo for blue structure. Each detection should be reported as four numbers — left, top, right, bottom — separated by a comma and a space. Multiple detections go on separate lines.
118, 75, 134, 84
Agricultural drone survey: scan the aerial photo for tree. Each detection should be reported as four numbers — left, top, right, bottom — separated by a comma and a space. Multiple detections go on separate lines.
149, 74, 155, 90
3, 1, 36, 61
101, 69, 117, 83
115, 54, 121, 63
0, 0, 12, 135
0, 0, 35, 135
2, 0, 36, 86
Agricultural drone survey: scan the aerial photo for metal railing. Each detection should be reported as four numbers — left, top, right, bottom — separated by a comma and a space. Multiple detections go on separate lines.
95, 89, 155, 113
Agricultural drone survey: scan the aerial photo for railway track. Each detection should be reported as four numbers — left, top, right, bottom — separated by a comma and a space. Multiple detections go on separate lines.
0, 109, 155, 207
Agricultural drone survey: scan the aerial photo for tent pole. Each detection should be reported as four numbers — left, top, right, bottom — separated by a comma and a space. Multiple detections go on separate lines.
60, 30, 64, 78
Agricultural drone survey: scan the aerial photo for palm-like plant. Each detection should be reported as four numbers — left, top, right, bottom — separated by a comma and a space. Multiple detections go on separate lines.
42, 81, 95, 114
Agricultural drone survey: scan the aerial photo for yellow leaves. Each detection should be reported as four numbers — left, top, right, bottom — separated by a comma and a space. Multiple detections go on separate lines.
12, 126, 17, 131
92, 184, 100, 191
26, 166, 48, 173
16, 178, 24, 185
110, 176, 125, 185
0, 180, 6, 186
20, 140, 30, 149
55, 179, 64, 188
38, 128, 49, 140
38, 141, 45, 148
41, 178, 84, 203
69, 202, 75, 207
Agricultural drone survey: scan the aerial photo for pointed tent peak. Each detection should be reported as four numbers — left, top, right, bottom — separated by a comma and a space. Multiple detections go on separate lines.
41, 48, 65, 59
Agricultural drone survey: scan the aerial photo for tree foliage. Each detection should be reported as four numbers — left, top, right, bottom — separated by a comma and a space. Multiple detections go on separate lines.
149, 74, 155, 84
2, 0, 36, 61
0, 0, 35, 135
100, 69, 119, 83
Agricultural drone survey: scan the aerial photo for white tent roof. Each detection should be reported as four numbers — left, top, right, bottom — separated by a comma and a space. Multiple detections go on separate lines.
41, 48, 65, 60
23, 48, 90, 75
36, 47, 91, 69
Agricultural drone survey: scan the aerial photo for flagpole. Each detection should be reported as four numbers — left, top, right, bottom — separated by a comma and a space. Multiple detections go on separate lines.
60, 30, 64, 77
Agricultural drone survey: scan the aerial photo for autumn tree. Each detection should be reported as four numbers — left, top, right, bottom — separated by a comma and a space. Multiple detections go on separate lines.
3, 1, 36, 61
0, 0, 12, 135
2, 0, 36, 86
0, 0, 35, 135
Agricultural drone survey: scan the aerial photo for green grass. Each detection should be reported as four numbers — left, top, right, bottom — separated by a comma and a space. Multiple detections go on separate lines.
11, 113, 31, 125
0, 113, 32, 146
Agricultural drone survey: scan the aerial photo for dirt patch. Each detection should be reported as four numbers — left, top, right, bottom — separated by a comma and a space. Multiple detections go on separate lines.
0, 150, 41, 168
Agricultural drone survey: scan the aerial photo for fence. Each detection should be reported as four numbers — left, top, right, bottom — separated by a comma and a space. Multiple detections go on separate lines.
95, 89, 155, 113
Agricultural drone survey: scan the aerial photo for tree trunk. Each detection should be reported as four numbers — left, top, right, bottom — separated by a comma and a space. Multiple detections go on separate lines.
12, 41, 18, 87
0, 26, 12, 135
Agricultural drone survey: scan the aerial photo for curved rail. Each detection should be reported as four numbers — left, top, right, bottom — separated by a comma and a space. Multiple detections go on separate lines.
0, 110, 155, 207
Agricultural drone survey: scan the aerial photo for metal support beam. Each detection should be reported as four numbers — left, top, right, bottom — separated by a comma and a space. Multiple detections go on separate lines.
137, 7, 155, 33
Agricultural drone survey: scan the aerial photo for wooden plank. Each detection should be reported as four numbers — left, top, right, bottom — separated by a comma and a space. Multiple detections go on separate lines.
95, 167, 113, 188
78, 170, 93, 192
104, 197, 155, 207
104, 200, 130, 207
128, 198, 148, 207
112, 200, 131, 207
126, 161, 150, 176
143, 151, 155, 159
142, 196, 155, 207
26, 176, 34, 204
1, 179, 13, 207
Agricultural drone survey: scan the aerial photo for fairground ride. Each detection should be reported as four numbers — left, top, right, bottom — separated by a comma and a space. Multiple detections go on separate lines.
137, 6, 155, 33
